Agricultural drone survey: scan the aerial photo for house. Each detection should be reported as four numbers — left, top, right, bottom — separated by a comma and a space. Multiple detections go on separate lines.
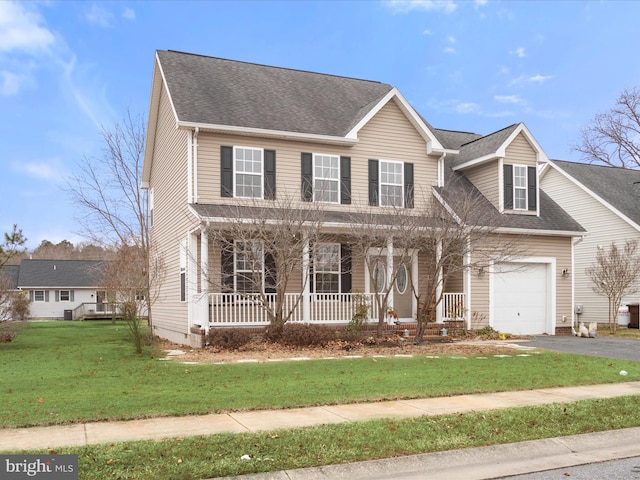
540, 160, 640, 325
142, 50, 585, 348
15, 259, 109, 320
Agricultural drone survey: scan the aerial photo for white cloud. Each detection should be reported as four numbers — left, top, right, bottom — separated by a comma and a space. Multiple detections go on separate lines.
84, 4, 115, 28
13, 159, 65, 181
0, 1, 55, 53
444, 46, 456, 54
510, 47, 526, 58
455, 102, 481, 114
474, 0, 488, 7
122, 7, 136, 20
509, 73, 553, 86
494, 94, 526, 105
0, 70, 23, 95
529, 73, 553, 83
422, 29, 433, 35
385, 0, 457, 14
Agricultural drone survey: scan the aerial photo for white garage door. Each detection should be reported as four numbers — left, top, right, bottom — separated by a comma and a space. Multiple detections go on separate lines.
493, 262, 549, 335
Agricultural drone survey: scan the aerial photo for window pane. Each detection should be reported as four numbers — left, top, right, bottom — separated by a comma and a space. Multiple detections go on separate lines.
374, 263, 386, 293
396, 265, 408, 294
316, 273, 339, 293
379, 161, 403, 207
313, 154, 339, 203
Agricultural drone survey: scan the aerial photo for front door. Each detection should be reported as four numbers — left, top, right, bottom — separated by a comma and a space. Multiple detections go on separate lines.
370, 256, 414, 321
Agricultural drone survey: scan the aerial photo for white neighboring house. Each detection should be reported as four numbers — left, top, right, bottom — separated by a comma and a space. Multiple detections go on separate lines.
16, 259, 108, 320
540, 160, 640, 325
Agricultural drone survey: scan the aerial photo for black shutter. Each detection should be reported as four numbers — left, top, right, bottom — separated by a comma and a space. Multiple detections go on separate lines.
368, 159, 379, 206
527, 166, 537, 211
503, 164, 513, 210
265, 251, 277, 294
404, 162, 414, 208
301, 152, 313, 202
221, 240, 235, 293
340, 243, 352, 296
340, 156, 351, 205
264, 150, 276, 200
221, 146, 234, 198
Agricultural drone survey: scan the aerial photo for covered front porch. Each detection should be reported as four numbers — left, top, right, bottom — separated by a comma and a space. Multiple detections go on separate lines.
193, 292, 466, 329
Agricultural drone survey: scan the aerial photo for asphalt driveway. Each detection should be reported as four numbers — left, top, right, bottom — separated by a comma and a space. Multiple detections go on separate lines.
514, 335, 640, 362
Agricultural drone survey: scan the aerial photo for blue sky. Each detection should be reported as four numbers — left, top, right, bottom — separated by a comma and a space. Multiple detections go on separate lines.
2, 0, 640, 249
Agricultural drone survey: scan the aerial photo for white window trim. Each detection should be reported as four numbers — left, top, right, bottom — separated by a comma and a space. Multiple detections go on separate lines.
379, 159, 404, 208
512, 164, 528, 211
179, 240, 187, 303
59, 290, 71, 302
313, 153, 340, 204
233, 146, 264, 199
34, 290, 45, 302
314, 242, 341, 293
234, 240, 265, 293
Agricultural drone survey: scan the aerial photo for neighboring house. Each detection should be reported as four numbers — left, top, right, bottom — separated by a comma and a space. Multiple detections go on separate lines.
540, 160, 640, 325
15, 259, 108, 320
142, 50, 585, 347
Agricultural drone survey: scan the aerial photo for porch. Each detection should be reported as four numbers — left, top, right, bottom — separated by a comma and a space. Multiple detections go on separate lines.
201, 292, 466, 328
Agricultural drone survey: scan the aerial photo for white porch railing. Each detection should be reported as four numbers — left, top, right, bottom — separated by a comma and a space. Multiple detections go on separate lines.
442, 293, 466, 321
208, 292, 466, 326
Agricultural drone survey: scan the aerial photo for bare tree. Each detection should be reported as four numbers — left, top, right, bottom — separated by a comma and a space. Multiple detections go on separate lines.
586, 240, 640, 333
575, 87, 640, 168
349, 178, 524, 342
204, 193, 326, 340
100, 244, 163, 353
66, 112, 155, 326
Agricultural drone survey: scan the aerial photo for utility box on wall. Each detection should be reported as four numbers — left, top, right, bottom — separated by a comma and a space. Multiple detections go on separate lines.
628, 303, 639, 329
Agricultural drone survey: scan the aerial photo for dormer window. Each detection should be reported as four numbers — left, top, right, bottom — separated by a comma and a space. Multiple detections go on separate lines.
504, 164, 537, 212
513, 165, 527, 210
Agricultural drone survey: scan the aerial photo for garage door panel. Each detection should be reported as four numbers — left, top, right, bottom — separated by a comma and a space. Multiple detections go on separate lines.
493, 263, 549, 335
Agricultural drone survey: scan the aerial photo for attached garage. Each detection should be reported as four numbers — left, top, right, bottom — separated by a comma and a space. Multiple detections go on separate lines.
491, 261, 554, 335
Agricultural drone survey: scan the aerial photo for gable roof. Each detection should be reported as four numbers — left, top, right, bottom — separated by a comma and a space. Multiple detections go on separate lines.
436, 168, 585, 235
548, 160, 640, 227
432, 128, 483, 150
450, 123, 549, 170
16, 260, 104, 289
144, 51, 446, 183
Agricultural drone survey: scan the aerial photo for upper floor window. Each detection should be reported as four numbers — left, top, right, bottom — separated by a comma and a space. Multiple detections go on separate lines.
301, 153, 351, 205
504, 164, 537, 212
368, 159, 414, 208
513, 165, 527, 210
234, 147, 263, 199
313, 154, 340, 203
380, 160, 404, 207
221, 146, 276, 200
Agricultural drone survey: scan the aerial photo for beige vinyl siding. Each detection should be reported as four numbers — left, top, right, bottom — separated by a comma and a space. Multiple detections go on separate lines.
464, 161, 500, 208
148, 83, 191, 342
505, 133, 537, 167
195, 99, 439, 210
541, 167, 640, 324
469, 233, 573, 330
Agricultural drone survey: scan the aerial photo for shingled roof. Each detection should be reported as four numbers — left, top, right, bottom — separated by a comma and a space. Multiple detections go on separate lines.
17, 260, 104, 288
436, 167, 585, 234
156, 50, 394, 137
450, 124, 520, 167
551, 160, 640, 226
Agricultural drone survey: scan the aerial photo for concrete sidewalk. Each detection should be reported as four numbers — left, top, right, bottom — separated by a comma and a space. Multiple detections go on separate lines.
3, 381, 640, 453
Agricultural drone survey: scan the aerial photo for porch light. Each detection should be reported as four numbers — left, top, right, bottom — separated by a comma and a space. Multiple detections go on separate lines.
477, 267, 484, 278
562, 268, 570, 277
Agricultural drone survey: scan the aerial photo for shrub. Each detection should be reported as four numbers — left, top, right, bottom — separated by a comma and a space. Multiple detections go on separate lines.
279, 323, 334, 347
208, 328, 253, 350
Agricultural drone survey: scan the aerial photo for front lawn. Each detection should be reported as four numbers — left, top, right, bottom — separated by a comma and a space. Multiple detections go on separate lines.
2, 321, 639, 428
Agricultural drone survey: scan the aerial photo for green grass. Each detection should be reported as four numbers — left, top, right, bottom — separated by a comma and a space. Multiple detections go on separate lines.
2, 322, 640, 428
17, 396, 640, 479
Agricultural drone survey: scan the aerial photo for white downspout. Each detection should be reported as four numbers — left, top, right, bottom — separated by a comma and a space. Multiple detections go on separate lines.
193, 127, 199, 203
302, 235, 310, 324
435, 239, 443, 323
386, 237, 394, 321
437, 152, 446, 188
571, 235, 585, 334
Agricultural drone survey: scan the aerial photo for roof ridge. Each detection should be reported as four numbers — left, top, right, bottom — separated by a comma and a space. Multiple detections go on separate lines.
552, 159, 640, 172
434, 127, 480, 135
459, 123, 520, 148
164, 50, 388, 87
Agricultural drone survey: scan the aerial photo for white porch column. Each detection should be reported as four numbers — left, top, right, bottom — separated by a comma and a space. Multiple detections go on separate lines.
436, 239, 443, 323
200, 227, 209, 334
187, 232, 198, 328
302, 235, 310, 323
386, 237, 394, 321
463, 237, 472, 329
